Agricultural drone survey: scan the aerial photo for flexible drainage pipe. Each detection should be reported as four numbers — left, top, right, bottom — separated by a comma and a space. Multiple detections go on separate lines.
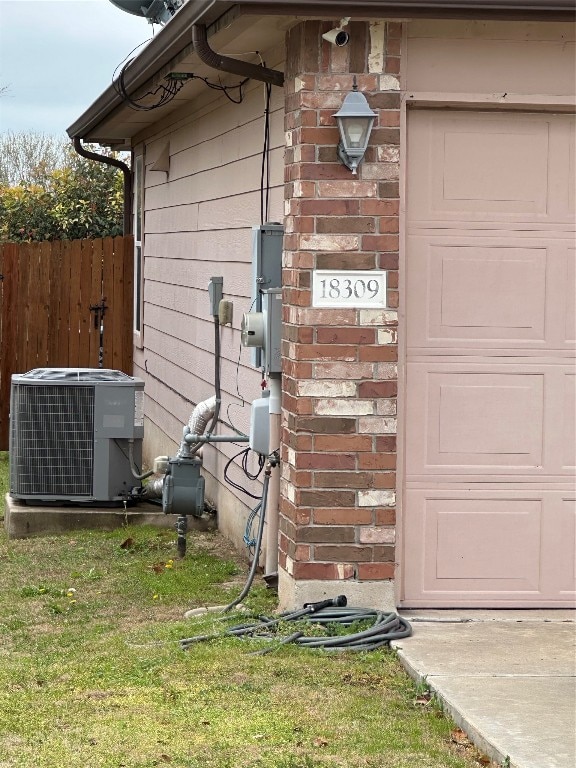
180, 599, 412, 651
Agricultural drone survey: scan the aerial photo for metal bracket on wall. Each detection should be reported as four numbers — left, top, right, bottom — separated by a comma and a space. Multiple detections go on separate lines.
89, 299, 109, 329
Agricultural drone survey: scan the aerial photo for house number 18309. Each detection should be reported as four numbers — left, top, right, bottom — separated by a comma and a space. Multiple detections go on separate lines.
312, 270, 387, 309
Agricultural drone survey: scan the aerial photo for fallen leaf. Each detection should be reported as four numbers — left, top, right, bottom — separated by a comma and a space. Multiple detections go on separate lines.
120, 537, 134, 549
313, 737, 329, 747
451, 729, 471, 746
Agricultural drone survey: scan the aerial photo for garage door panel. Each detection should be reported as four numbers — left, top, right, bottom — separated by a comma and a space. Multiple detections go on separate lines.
407, 237, 574, 351
432, 499, 542, 585
407, 365, 547, 473
440, 122, 549, 214
403, 490, 575, 606
408, 111, 575, 227
406, 363, 574, 480
438, 248, 543, 333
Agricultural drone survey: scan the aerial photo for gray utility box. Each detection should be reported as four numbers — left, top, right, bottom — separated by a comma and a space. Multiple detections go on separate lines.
261, 288, 282, 374
9, 368, 144, 504
251, 223, 283, 368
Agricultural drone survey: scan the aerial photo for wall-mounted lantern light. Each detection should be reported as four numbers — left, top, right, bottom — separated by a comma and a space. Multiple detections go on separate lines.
333, 79, 377, 175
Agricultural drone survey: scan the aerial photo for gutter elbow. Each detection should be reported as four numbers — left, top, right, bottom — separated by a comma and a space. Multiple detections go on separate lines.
192, 24, 284, 88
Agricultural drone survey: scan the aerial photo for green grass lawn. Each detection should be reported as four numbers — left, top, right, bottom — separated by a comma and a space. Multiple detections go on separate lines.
0, 451, 8, 498
0, 452, 492, 768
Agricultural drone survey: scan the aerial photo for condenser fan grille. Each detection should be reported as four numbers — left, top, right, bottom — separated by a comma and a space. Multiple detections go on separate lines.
10, 384, 95, 496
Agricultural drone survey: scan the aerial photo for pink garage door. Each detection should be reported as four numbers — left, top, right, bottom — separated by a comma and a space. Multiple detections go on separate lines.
402, 110, 575, 607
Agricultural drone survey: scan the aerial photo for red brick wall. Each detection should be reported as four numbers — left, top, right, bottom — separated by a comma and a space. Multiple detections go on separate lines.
280, 21, 402, 594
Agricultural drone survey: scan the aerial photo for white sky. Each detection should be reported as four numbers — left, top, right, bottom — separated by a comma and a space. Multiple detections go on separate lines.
0, 0, 158, 138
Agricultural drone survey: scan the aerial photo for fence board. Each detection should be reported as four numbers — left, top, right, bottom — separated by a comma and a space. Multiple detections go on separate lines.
37, 242, 51, 367
57, 239, 72, 367
111, 237, 126, 372
89, 239, 103, 366
78, 240, 92, 368
0, 236, 134, 450
26, 242, 42, 369
101, 237, 115, 371
47, 240, 63, 366
67, 240, 82, 367
0, 247, 3, 370
0, 244, 19, 448
121, 236, 134, 374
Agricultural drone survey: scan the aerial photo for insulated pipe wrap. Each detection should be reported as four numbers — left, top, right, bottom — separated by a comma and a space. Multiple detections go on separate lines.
177, 395, 216, 458
188, 395, 217, 436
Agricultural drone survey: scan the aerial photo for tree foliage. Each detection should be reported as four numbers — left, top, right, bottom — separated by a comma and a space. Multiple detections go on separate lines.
0, 133, 126, 242
0, 131, 67, 187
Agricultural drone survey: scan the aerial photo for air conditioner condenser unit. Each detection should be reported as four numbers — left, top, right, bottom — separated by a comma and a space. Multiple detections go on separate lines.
9, 368, 145, 504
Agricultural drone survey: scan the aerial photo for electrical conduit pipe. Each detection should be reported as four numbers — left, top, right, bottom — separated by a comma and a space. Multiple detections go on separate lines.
265, 374, 281, 577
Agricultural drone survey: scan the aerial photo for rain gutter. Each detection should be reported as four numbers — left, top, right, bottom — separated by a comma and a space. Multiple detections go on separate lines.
237, 0, 575, 19
67, 0, 575, 141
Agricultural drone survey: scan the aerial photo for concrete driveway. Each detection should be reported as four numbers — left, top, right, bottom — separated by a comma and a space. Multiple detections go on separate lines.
392, 610, 576, 768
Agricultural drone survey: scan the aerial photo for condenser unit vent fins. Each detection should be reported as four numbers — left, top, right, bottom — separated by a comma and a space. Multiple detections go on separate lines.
10, 384, 95, 497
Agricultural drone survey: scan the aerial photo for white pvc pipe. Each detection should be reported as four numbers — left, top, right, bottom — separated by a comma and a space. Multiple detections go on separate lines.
265, 374, 281, 575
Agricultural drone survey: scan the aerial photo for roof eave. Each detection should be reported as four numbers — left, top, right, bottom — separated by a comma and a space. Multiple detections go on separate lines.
68, 0, 575, 142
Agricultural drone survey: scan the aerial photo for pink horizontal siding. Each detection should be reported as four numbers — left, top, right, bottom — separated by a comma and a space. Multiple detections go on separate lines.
137, 69, 284, 507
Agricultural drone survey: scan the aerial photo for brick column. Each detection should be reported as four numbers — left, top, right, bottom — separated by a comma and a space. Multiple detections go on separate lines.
279, 20, 402, 609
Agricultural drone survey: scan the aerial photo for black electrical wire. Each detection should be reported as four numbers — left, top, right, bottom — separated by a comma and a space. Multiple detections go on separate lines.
200, 74, 249, 104
112, 37, 154, 83
113, 61, 248, 112
113, 61, 186, 111
223, 447, 265, 500
260, 81, 272, 224
180, 599, 412, 652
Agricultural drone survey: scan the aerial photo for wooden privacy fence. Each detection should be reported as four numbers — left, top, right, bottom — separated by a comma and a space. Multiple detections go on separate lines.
0, 236, 134, 450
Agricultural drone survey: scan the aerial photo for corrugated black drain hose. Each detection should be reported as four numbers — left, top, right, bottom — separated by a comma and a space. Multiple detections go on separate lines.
180, 595, 412, 653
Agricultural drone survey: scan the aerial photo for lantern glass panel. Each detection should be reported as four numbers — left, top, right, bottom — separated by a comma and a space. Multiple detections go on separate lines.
339, 116, 374, 154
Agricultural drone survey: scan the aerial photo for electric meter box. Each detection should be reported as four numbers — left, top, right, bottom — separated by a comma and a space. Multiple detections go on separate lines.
251, 223, 283, 367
